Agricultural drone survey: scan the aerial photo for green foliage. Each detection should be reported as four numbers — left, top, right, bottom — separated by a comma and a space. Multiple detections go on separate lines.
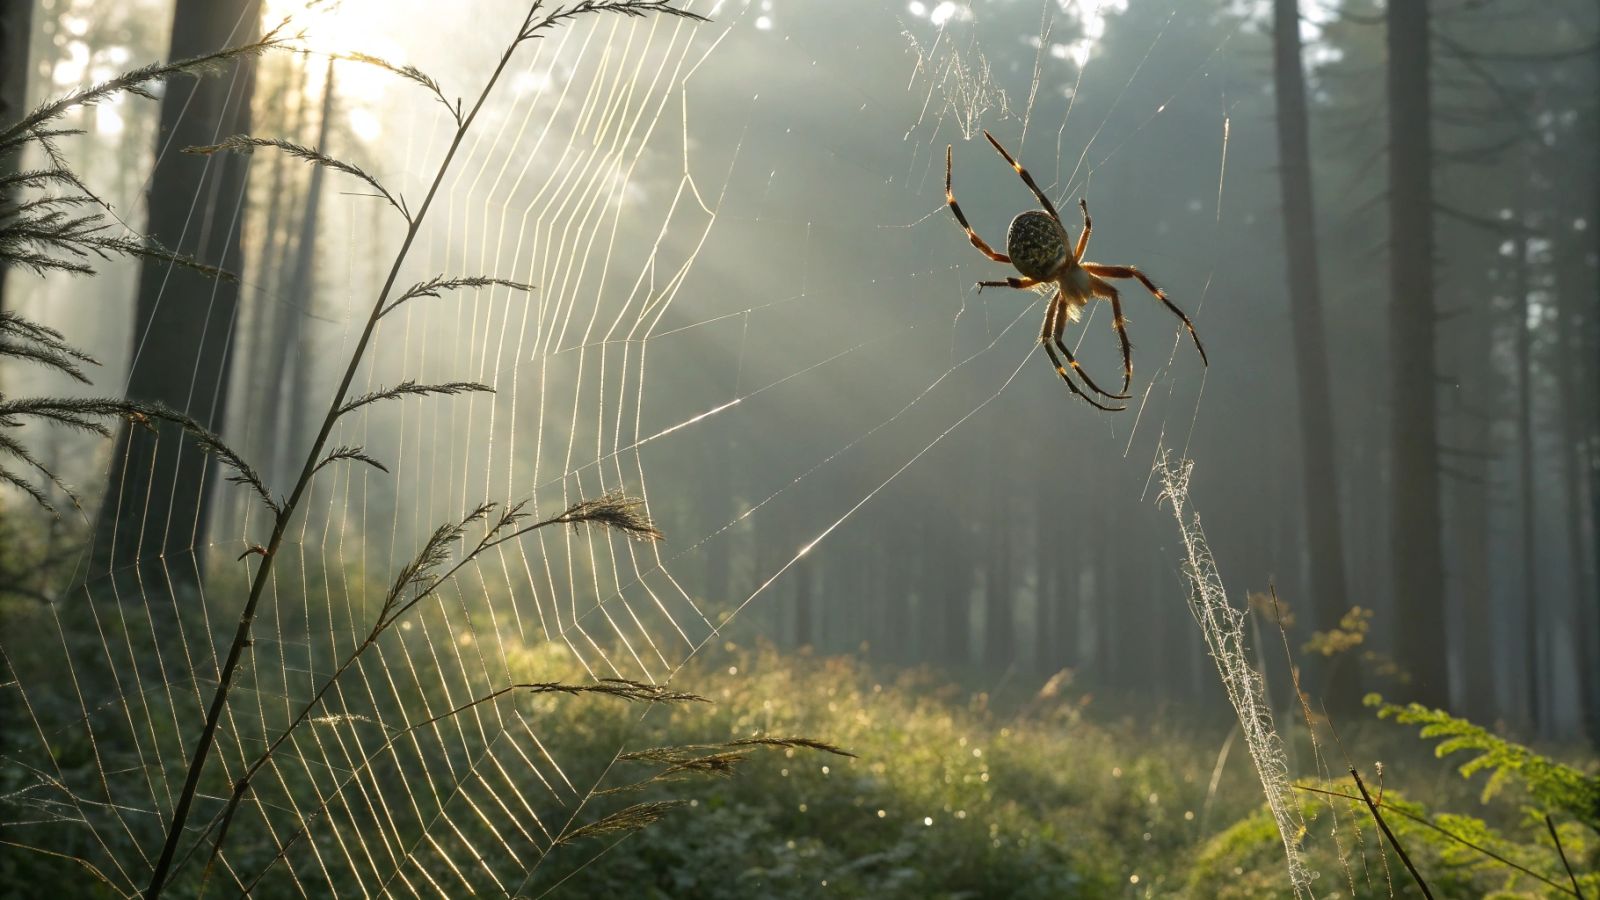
1193, 699, 1600, 898
527, 643, 1262, 897
1368, 694, 1600, 830
1191, 787, 1599, 899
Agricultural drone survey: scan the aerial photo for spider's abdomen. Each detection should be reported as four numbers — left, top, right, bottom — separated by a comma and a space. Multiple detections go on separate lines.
1006, 209, 1069, 280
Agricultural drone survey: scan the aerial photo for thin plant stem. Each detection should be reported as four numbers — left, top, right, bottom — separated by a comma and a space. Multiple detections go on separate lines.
1350, 767, 1434, 899
1547, 814, 1586, 900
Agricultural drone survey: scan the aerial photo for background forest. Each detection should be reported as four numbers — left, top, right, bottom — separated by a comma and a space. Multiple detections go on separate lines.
0, 0, 1596, 896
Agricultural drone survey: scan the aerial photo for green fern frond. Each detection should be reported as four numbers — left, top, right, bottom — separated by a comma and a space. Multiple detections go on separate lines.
1368, 694, 1600, 829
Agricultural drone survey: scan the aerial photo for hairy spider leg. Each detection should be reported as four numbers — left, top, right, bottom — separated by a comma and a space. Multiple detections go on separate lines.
978, 275, 1123, 398
1042, 292, 1125, 412
1074, 198, 1091, 261
1089, 277, 1136, 394
983, 130, 1061, 224
977, 276, 1043, 292
1083, 263, 1208, 367
945, 144, 1010, 263
1052, 292, 1129, 400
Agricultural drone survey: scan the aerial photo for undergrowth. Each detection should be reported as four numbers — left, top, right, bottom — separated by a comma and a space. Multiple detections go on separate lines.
525, 641, 1262, 897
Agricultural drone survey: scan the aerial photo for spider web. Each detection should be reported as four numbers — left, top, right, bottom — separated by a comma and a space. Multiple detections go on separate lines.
0, 0, 1301, 895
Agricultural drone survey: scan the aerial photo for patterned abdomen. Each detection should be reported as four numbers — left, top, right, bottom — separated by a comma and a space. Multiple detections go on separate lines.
1005, 209, 1068, 280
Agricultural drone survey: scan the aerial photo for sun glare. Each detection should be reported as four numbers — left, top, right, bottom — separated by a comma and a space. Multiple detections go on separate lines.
265, 0, 408, 138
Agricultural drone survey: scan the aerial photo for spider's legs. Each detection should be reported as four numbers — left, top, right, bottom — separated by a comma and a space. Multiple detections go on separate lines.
1052, 291, 1128, 400
983, 131, 1061, 224
1073, 198, 1091, 261
1041, 294, 1125, 412
1089, 278, 1136, 394
977, 276, 1043, 292
1083, 263, 1208, 366
946, 145, 1010, 263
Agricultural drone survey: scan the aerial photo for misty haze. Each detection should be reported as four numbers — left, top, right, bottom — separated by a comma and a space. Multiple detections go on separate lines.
0, 0, 1595, 896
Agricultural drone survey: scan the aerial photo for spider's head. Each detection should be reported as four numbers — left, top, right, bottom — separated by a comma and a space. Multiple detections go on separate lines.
1005, 209, 1069, 281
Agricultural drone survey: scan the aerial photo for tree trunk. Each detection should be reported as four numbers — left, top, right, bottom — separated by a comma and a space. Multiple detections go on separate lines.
1452, 272, 1498, 724
1273, 0, 1357, 712
983, 461, 1013, 669
275, 61, 334, 492
0, 0, 35, 317
1585, 0, 1600, 742
1386, 0, 1450, 708
793, 549, 814, 649
941, 524, 969, 666
1555, 232, 1597, 743
1034, 490, 1057, 674
1512, 232, 1543, 730
93, 0, 263, 586
881, 504, 911, 664
234, 56, 305, 506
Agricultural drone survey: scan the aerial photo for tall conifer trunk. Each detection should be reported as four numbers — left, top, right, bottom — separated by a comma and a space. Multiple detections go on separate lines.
93, 0, 263, 588
1272, 0, 1356, 709
1386, 0, 1451, 706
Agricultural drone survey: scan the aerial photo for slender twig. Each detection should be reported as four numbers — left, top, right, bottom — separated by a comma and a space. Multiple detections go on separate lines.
1547, 815, 1586, 900
1295, 784, 1579, 896
1349, 768, 1434, 899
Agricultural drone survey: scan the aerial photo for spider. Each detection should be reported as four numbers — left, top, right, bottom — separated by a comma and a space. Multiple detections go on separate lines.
945, 131, 1208, 411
